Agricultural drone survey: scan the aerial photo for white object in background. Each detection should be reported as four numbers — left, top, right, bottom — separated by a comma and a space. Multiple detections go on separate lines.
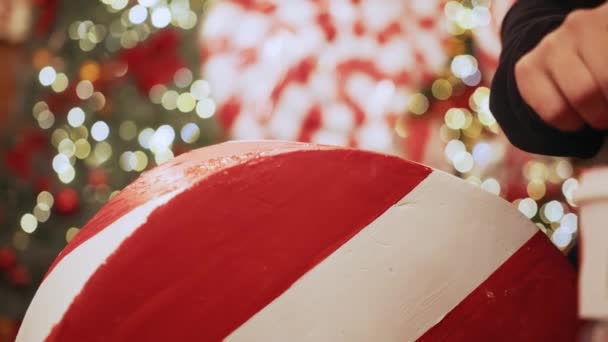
576, 167, 608, 321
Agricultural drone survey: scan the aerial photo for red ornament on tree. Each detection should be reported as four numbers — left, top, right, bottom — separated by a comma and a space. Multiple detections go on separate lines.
119, 30, 186, 93
0, 246, 17, 271
10, 264, 31, 287
55, 188, 79, 215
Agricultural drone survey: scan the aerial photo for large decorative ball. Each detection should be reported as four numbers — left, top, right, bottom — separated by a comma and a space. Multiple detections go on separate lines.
18, 141, 576, 341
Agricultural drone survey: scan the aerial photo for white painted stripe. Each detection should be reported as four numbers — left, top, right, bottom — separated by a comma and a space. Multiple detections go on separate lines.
16, 191, 182, 342
226, 171, 537, 341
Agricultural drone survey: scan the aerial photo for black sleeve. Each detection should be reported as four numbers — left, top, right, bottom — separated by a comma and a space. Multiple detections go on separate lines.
489, 0, 605, 158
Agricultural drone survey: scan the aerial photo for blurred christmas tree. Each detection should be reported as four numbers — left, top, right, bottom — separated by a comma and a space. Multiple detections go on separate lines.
0, 0, 220, 329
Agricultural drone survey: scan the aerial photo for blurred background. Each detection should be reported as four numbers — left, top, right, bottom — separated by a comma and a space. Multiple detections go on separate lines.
0, 0, 581, 339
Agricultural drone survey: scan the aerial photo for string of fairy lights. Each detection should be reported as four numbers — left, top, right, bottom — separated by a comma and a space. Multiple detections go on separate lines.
17, 0, 213, 246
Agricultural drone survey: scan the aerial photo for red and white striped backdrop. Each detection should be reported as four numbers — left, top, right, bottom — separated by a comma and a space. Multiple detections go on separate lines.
18, 141, 577, 341
201, 0, 449, 152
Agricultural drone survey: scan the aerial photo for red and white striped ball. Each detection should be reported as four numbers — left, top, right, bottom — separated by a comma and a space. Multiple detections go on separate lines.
18, 141, 577, 341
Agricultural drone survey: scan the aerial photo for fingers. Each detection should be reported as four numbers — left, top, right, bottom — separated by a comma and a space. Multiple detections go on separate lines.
546, 48, 608, 130
515, 53, 584, 132
576, 8, 608, 104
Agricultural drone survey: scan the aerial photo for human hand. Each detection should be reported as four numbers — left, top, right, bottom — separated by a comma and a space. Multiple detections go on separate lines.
514, 2, 608, 132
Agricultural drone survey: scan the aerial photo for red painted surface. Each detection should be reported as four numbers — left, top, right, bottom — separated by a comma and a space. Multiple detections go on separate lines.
418, 231, 579, 342
45, 145, 430, 341
46, 141, 338, 277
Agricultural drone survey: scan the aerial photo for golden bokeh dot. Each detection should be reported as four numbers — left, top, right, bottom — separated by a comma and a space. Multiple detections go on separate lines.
88, 25, 107, 44
133, 151, 149, 172
431, 79, 453, 100
555, 160, 573, 180
408, 93, 429, 115
120, 30, 139, 48
448, 21, 466, 35
462, 110, 473, 129
80, 61, 101, 82
76, 80, 94, 100
33, 101, 49, 119
445, 108, 466, 129
527, 180, 546, 200
154, 149, 174, 165
37, 191, 54, 209
477, 110, 496, 127
37, 110, 55, 129
524, 161, 548, 181
177, 92, 197, 113
470, 87, 490, 110
66, 227, 81, 243
58, 139, 76, 157
75, 139, 92, 159
68, 21, 81, 40
487, 122, 500, 134
79, 39, 96, 52
51, 73, 69, 93
91, 92, 107, 111
462, 119, 482, 139
162, 90, 179, 110
33, 205, 51, 223
70, 126, 89, 140
94, 142, 113, 164
119, 121, 138, 141
51, 129, 69, 147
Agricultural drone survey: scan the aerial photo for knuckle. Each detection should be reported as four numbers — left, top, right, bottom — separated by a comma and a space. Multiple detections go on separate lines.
514, 57, 533, 81
539, 32, 561, 52
564, 9, 589, 31
570, 87, 596, 108
535, 101, 568, 124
